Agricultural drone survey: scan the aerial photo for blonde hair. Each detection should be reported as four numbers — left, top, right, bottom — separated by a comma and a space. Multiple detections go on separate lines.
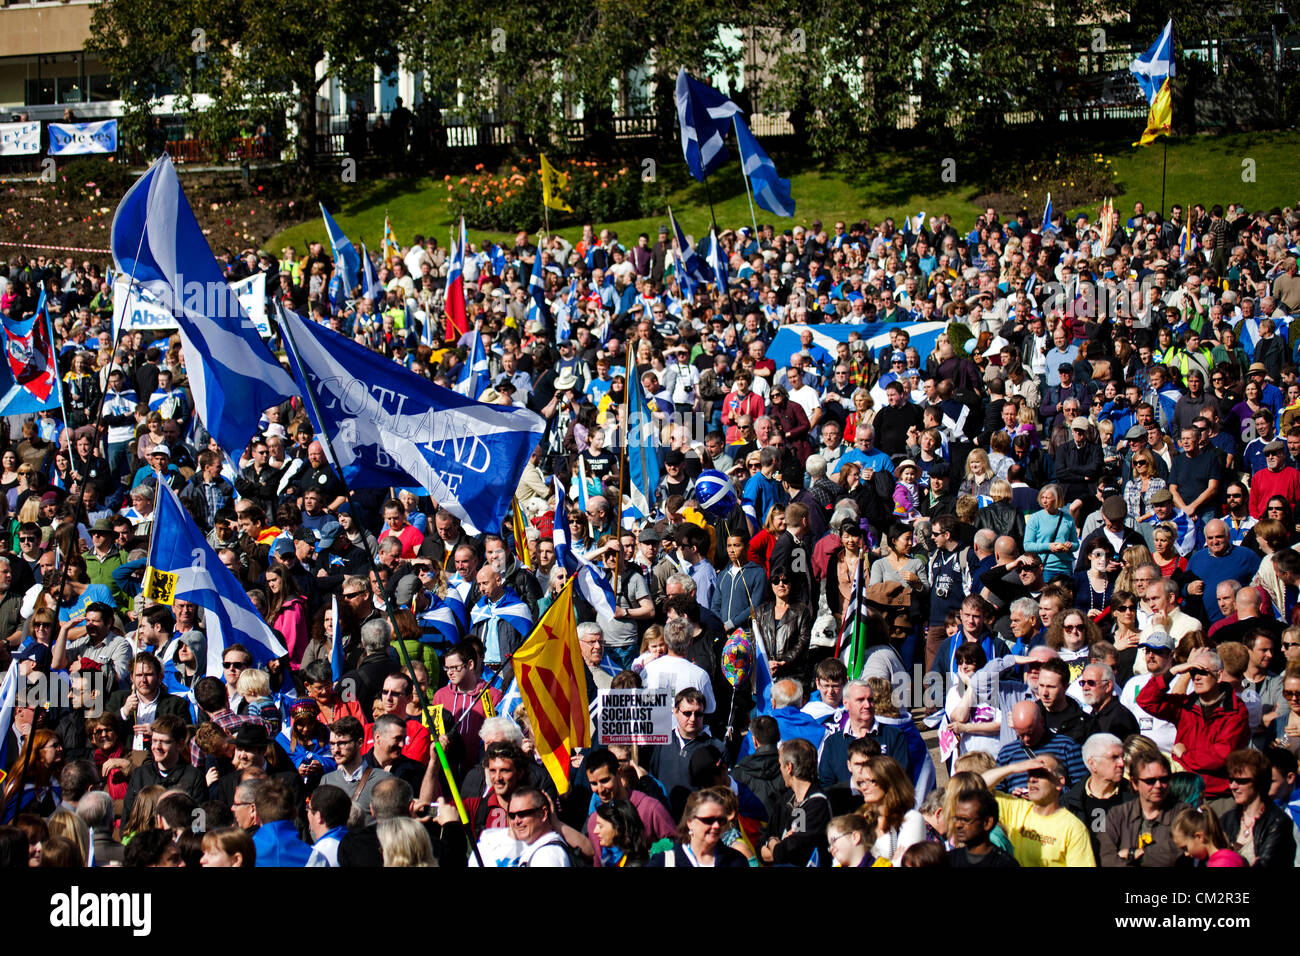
235, 667, 272, 700
964, 449, 991, 481
640, 625, 665, 653
990, 479, 1013, 503
378, 817, 436, 867
47, 809, 89, 865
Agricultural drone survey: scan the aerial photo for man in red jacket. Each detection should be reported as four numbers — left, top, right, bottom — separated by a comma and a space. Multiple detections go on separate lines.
1249, 440, 1300, 518
1136, 647, 1251, 798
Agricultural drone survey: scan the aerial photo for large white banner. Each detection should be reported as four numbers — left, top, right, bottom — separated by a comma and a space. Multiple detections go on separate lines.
113, 271, 270, 338
0, 122, 40, 156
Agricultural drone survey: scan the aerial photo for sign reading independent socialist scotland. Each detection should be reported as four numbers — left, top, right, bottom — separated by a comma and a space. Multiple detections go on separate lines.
278, 306, 544, 536
598, 689, 672, 745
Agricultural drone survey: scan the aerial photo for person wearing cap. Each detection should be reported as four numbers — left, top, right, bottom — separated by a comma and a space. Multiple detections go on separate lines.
128, 441, 184, 494
84, 516, 129, 611
1038, 362, 1089, 435
1249, 439, 1300, 518
121, 712, 208, 818
1053, 417, 1103, 525
1073, 496, 1146, 574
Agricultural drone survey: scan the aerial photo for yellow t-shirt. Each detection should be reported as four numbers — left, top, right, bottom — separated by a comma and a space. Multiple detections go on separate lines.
994, 794, 1096, 867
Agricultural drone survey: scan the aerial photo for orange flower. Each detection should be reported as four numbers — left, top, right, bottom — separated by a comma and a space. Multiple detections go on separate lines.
444, 174, 451, 182
475, 163, 484, 171
459, 177, 467, 184
485, 200, 493, 207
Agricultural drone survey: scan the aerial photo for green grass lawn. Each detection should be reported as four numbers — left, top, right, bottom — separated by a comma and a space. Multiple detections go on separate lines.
267, 130, 1300, 254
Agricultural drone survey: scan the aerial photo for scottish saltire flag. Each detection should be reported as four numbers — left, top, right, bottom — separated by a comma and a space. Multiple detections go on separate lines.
0, 285, 60, 411
456, 325, 490, 400
752, 625, 773, 716
705, 228, 728, 296
329, 594, 344, 683
527, 252, 550, 328
733, 115, 795, 218
361, 243, 384, 303
47, 119, 118, 155
444, 217, 468, 342
279, 306, 544, 535
111, 155, 297, 453
470, 588, 533, 640
1041, 193, 1054, 234
419, 590, 468, 647
1153, 382, 1181, 432
552, 477, 617, 619
554, 282, 577, 341
320, 203, 361, 295
669, 207, 713, 289
1142, 510, 1202, 556
1131, 19, 1175, 105
675, 68, 744, 182
1237, 317, 1293, 359
485, 241, 507, 276
146, 480, 288, 676
1178, 225, 1198, 260
625, 353, 661, 518
0, 662, 18, 770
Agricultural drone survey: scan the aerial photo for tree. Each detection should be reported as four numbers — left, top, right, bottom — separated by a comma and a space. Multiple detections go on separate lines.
87, 0, 407, 169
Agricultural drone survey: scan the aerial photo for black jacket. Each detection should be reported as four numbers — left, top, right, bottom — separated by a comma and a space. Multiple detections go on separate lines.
975, 501, 1026, 540
234, 462, 283, 516
338, 652, 401, 717
1054, 439, 1103, 485
731, 745, 787, 823
1221, 801, 1297, 868
123, 759, 208, 818
770, 531, 818, 607
105, 689, 192, 723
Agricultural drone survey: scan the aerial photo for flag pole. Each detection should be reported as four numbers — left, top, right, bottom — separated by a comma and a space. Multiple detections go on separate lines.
732, 118, 760, 239
274, 304, 486, 867
1160, 139, 1168, 220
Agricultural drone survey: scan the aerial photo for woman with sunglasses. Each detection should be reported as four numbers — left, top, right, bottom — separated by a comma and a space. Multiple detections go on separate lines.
1073, 538, 1117, 620
753, 569, 813, 683
89, 713, 132, 804
1274, 664, 1300, 751
1124, 448, 1165, 521
648, 790, 748, 867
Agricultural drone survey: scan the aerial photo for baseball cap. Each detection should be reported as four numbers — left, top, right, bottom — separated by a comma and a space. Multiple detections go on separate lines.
317, 520, 344, 549
1139, 631, 1175, 652
149, 444, 171, 458
272, 537, 295, 556
1058, 362, 1075, 374
1070, 416, 1091, 431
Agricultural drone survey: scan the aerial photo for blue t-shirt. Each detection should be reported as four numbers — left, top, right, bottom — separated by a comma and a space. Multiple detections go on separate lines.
59, 584, 116, 623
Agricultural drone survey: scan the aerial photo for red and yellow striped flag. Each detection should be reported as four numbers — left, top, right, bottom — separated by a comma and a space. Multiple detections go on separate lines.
512, 496, 532, 569
514, 580, 590, 793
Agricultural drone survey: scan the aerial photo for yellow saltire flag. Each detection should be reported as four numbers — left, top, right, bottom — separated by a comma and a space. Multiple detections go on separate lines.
513, 579, 590, 793
1134, 78, 1172, 147
381, 215, 400, 266
540, 153, 574, 213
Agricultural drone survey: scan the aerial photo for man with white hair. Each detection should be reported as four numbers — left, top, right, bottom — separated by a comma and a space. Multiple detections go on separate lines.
641, 619, 716, 713
77, 790, 124, 866
1062, 732, 1132, 860
1078, 661, 1140, 741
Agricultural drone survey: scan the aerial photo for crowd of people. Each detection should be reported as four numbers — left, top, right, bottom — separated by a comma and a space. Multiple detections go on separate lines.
2, 192, 1300, 869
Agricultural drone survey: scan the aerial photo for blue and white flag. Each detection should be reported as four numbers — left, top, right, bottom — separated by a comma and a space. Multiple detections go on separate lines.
147, 480, 288, 677
320, 203, 361, 297
704, 228, 728, 296
48, 119, 118, 156
456, 325, 491, 400
527, 252, 550, 328
278, 306, 544, 535
767, 322, 948, 369
0, 663, 19, 770
552, 477, 618, 620
110, 155, 297, 454
675, 68, 744, 182
361, 243, 384, 303
625, 357, 662, 519
1131, 19, 1175, 106
469, 588, 533, 641
1041, 193, 1054, 234
329, 594, 344, 683
669, 207, 713, 290
751, 625, 773, 716
419, 590, 468, 647
733, 115, 795, 218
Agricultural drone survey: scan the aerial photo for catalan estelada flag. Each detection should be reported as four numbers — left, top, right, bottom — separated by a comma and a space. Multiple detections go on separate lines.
514, 579, 589, 793
511, 497, 532, 569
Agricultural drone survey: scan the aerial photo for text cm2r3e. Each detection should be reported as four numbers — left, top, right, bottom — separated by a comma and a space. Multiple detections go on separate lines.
1126, 892, 1251, 907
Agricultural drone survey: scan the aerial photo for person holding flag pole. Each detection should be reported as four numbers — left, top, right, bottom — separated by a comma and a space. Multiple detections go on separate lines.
273, 303, 486, 867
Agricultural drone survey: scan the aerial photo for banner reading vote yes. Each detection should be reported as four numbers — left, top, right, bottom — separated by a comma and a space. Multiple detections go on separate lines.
48, 120, 118, 156
0, 122, 39, 156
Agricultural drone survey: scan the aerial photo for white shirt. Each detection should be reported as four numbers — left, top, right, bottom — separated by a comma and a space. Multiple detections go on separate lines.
1119, 673, 1178, 752
128, 692, 160, 751
517, 833, 571, 867
641, 656, 717, 713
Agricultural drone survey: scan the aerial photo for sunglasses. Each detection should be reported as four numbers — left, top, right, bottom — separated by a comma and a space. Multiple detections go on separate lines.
507, 806, 544, 820
1138, 775, 1171, 786
694, 815, 725, 827
223, 661, 249, 671
1187, 667, 1211, 678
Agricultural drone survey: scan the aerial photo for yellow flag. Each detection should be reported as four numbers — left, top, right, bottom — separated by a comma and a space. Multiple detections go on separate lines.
513, 579, 589, 793
512, 496, 532, 569
1134, 78, 1172, 147
540, 153, 573, 213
